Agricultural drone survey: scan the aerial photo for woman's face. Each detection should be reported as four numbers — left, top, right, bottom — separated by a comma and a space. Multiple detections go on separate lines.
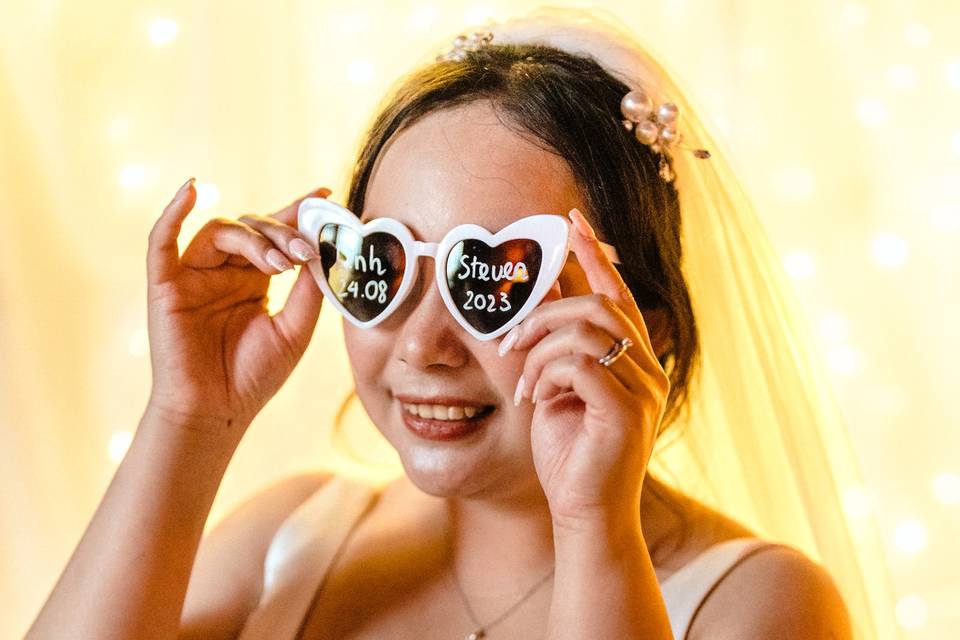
342, 101, 645, 502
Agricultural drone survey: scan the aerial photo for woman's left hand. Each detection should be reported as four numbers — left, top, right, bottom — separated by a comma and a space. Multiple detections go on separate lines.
498, 208, 671, 531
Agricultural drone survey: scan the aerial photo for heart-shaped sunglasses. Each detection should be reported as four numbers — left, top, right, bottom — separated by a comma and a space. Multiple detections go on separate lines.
298, 198, 622, 341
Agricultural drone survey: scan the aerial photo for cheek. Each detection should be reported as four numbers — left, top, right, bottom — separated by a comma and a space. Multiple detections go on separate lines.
342, 323, 388, 388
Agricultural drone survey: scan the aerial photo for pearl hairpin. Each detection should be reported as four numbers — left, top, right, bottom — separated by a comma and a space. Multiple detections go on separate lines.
436, 29, 712, 183
619, 89, 711, 183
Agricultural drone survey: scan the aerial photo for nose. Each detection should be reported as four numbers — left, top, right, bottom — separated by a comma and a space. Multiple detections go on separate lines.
391, 262, 470, 370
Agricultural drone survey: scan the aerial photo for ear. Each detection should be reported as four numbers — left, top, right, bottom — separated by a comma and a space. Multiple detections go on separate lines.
640, 307, 673, 360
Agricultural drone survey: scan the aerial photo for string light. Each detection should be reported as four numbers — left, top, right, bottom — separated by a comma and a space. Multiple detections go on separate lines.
194, 182, 221, 212
856, 98, 888, 126
871, 233, 909, 268
107, 430, 133, 462
839, 3, 869, 29
148, 18, 180, 46
127, 328, 149, 358
903, 23, 932, 48
347, 59, 375, 84
895, 595, 928, 630
826, 344, 865, 375
893, 519, 928, 555
118, 164, 146, 190
932, 472, 960, 506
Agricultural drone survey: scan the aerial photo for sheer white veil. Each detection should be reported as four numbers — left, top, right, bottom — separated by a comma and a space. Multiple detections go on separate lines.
421, 6, 898, 638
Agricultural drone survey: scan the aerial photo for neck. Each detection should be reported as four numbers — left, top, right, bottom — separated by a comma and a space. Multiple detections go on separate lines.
387, 472, 682, 593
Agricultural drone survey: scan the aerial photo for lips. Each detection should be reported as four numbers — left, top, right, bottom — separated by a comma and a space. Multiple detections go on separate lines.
395, 395, 494, 440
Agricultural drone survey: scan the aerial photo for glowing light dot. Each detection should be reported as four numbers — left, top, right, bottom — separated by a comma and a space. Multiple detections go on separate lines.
194, 182, 221, 211
948, 60, 960, 89
840, 3, 868, 28
930, 203, 960, 232
856, 99, 887, 127
843, 486, 875, 519
895, 595, 927, 629
119, 164, 146, 190
127, 328, 149, 357
148, 18, 180, 46
108, 430, 134, 462
347, 59, 374, 84
893, 519, 927, 555
932, 472, 960, 505
904, 23, 932, 48
774, 166, 816, 201
886, 64, 917, 90
408, 6, 439, 29
871, 233, 909, 268
107, 118, 130, 141
819, 311, 850, 343
783, 251, 816, 279
826, 344, 864, 375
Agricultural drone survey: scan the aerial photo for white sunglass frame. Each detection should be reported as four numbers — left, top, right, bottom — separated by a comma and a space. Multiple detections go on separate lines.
297, 197, 622, 341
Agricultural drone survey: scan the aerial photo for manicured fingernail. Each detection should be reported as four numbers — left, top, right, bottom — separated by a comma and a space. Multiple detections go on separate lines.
266, 248, 293, 271
568, 208, 596, 240
289, 238, 317, 261
498, 327, 520, 357
177, 177, 195, 195
513, 374, 525, 407
531, 380, 540, 404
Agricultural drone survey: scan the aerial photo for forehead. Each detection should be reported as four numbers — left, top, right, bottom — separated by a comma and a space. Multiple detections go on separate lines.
360, 100, 582, 239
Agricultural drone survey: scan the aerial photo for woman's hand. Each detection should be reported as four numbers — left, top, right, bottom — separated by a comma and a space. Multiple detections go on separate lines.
499, 208, 671, 531
145, 178, 330, 432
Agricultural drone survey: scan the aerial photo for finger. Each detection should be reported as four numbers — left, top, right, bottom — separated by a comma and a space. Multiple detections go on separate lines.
147, 178, 196, 284
269, 186, 333, 227
567, 208, 635, 303
515, 320, 646, 405
500, 293, 655, 372
180, 217, 294, 274
238, 213, 320, 264
529, 353, 631, 414
271, 261, 324, 351
567, 207, 656, 355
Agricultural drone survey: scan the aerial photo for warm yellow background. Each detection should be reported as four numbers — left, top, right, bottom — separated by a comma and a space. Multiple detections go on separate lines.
1, 1, 957, 638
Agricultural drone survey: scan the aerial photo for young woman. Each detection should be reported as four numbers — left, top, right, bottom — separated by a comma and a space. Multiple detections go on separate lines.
28, 7, 886, 640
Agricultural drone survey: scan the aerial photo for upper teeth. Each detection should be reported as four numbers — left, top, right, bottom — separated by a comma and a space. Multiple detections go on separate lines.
402, 403, 484, 420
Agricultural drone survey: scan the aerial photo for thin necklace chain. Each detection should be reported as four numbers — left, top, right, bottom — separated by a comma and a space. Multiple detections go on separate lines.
445, 509, 555, 639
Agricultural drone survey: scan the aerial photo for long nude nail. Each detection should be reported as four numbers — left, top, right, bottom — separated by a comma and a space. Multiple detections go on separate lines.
266, 248, 293, 271
568, 208, 596, 240
498, 327, 520, 357
513, 374, 525, 407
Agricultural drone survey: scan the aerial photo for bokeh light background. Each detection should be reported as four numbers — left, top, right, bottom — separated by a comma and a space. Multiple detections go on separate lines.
1, 1, 958, 638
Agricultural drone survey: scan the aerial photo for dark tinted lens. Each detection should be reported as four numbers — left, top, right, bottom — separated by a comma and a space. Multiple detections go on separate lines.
318, 224, 405, 322
444, 238, 543, 335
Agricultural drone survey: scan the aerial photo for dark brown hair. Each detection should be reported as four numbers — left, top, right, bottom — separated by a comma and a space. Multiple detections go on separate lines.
342, 43, 701, 437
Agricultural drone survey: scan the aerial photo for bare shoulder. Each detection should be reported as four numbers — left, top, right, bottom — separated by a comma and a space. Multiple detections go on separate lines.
688, 542, 853, 640
177, 471, 334, 640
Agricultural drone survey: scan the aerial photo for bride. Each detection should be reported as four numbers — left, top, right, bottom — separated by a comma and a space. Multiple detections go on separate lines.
28, 7, 888, 639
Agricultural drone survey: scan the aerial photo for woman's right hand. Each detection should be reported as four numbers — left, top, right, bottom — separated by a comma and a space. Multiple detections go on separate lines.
144, 178, 331, 433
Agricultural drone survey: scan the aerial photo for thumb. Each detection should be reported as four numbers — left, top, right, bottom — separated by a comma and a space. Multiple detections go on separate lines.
271, 261, 324, 351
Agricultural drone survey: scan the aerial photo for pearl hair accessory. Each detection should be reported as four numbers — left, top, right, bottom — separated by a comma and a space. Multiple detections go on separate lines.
619, 89, 712, 183
436, 28, 712, 184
